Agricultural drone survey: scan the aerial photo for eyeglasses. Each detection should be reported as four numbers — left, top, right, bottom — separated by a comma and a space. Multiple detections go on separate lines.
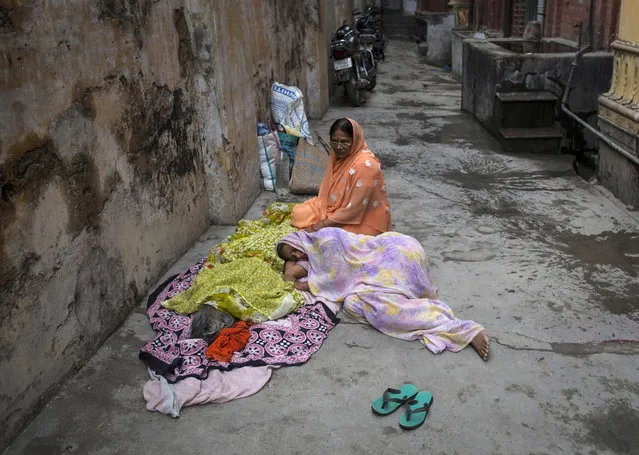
329, 139, 353, 149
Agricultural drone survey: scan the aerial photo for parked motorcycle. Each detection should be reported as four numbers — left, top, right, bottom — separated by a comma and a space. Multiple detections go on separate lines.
330, 24, 377, 107
353, 6, 388, 61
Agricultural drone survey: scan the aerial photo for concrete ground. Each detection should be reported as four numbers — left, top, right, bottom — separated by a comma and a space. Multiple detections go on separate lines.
5, 41, 639, 455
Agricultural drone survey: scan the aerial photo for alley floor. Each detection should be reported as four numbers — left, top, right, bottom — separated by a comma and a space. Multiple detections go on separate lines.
5, 40, 639, 455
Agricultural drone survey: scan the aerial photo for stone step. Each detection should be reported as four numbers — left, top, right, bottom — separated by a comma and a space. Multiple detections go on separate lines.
499, 126, 563, 139
496, 91, 559, 103
498, 126, 563, 154
495, 91, 558, 129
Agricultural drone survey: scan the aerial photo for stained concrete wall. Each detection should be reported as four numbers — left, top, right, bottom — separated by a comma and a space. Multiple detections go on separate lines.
461, 39, 612, 151
452, 31, 503, 79
0, 0, 330, 449
403, 0, 417, 15
415, 12, 455, 65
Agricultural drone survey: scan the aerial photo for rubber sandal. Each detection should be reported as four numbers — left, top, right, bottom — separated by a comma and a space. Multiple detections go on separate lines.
371, 383, 419, 416
399, 391, 433, 430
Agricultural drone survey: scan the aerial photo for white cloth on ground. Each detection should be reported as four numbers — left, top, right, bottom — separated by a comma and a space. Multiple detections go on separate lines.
143, 365, 274, 417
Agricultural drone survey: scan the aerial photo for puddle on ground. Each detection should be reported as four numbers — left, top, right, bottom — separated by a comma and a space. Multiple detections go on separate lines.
476, 225, 498, 234
442, 248, 496, 262
554, 231, 639, 278
393, 99, 444, 108
580, 400, 639, 453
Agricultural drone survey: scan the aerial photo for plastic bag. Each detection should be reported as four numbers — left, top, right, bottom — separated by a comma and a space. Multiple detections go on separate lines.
270, 82, 313, 143
257, 126, 280, 192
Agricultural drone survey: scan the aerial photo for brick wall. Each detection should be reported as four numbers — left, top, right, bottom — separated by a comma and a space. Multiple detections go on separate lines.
416, 0, 449, 13
544, 0, 620, 49
477, 0, 504, 31
476, 0, 525, 36
475, 0, 620, 49
512, 0, 527, 36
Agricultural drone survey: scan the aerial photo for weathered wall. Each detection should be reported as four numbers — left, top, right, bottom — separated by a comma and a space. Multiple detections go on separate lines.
452, 29, 501, 79
416, 0, 449, 13
544, 0, 620, 50
205, 0, 329, 221
416, 12, 454, 65
476, 0, 619, 49
618, 0, 639, 43
403, 0, 417, 15
477, 0, 504, 32
452, 31, 470, 79
0, 0, 328, 450
511, 0, 526, 36
462, 40, 612, 150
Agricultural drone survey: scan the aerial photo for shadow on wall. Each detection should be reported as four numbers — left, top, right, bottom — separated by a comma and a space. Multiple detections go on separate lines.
0, 0, 331, 450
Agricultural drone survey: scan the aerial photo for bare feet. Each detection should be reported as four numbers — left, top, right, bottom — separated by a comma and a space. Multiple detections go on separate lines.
470, 331, 489, 360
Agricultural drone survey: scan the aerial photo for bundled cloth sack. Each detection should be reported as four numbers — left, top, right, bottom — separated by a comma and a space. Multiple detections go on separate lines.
257, 123, 280, 191
290, 139, 329, 195
270, 82, 313, 143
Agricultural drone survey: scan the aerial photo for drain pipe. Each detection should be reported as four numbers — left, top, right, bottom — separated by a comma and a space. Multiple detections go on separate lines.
537, 0, 546, 37
475, 0, 483, 31
561, 46, 639, 166
503, 0, 513, 38
588, 0, 596, 49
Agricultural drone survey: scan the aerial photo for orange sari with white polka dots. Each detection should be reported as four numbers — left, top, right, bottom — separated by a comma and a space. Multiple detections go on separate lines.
291, 118, 392, 236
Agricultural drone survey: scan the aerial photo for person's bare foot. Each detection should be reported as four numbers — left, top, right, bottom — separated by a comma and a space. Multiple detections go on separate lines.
470, 331, 489, 360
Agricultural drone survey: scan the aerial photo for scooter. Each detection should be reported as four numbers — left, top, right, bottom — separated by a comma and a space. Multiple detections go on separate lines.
330, 24, 377, 107
353, 6, 388, 60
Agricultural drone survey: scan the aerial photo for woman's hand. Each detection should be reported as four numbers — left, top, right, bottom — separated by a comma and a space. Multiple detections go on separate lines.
307, 220, 326, 232
294, 280, 310, 291
306, 219, 342, 233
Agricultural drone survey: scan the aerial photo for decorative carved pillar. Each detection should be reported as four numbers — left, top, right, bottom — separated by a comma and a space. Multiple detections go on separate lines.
600, 41, 639, 130
598, 0, 639, 207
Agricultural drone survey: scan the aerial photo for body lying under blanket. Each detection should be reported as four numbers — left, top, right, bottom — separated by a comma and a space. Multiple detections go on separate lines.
278, 228, 485, 356
161, 257, 304, 323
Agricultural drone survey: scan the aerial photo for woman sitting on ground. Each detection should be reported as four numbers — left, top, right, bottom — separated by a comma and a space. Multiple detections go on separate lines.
291, 118, 392, 235
276, 228, 490, 360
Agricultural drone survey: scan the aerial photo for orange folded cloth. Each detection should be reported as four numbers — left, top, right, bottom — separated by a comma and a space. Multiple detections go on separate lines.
205, 320, 252, 363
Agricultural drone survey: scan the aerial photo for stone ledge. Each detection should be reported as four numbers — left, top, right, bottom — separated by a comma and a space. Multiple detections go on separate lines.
599, 97, 639, 130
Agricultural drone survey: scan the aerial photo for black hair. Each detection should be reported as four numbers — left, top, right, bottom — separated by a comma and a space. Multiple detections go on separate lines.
276, 242, 287, 260
329, 118, 353, 138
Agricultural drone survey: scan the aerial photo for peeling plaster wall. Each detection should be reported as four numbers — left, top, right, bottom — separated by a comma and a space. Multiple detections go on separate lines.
0, 0, 329, 449
205, 0, 329, 222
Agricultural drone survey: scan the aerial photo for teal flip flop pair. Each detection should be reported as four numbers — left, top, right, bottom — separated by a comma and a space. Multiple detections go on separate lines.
371, 383, 433, 430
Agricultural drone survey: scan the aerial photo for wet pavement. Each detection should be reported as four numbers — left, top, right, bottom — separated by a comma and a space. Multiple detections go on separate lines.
5, 40, 639, 455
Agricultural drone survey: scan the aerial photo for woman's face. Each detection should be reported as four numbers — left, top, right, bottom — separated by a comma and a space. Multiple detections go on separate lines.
329, 129, 354, 160
282, 244, 308, 261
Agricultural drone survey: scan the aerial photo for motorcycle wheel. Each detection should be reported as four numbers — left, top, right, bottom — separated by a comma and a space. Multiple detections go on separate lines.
345, 77, 363, 107
366, 77, 377, 91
